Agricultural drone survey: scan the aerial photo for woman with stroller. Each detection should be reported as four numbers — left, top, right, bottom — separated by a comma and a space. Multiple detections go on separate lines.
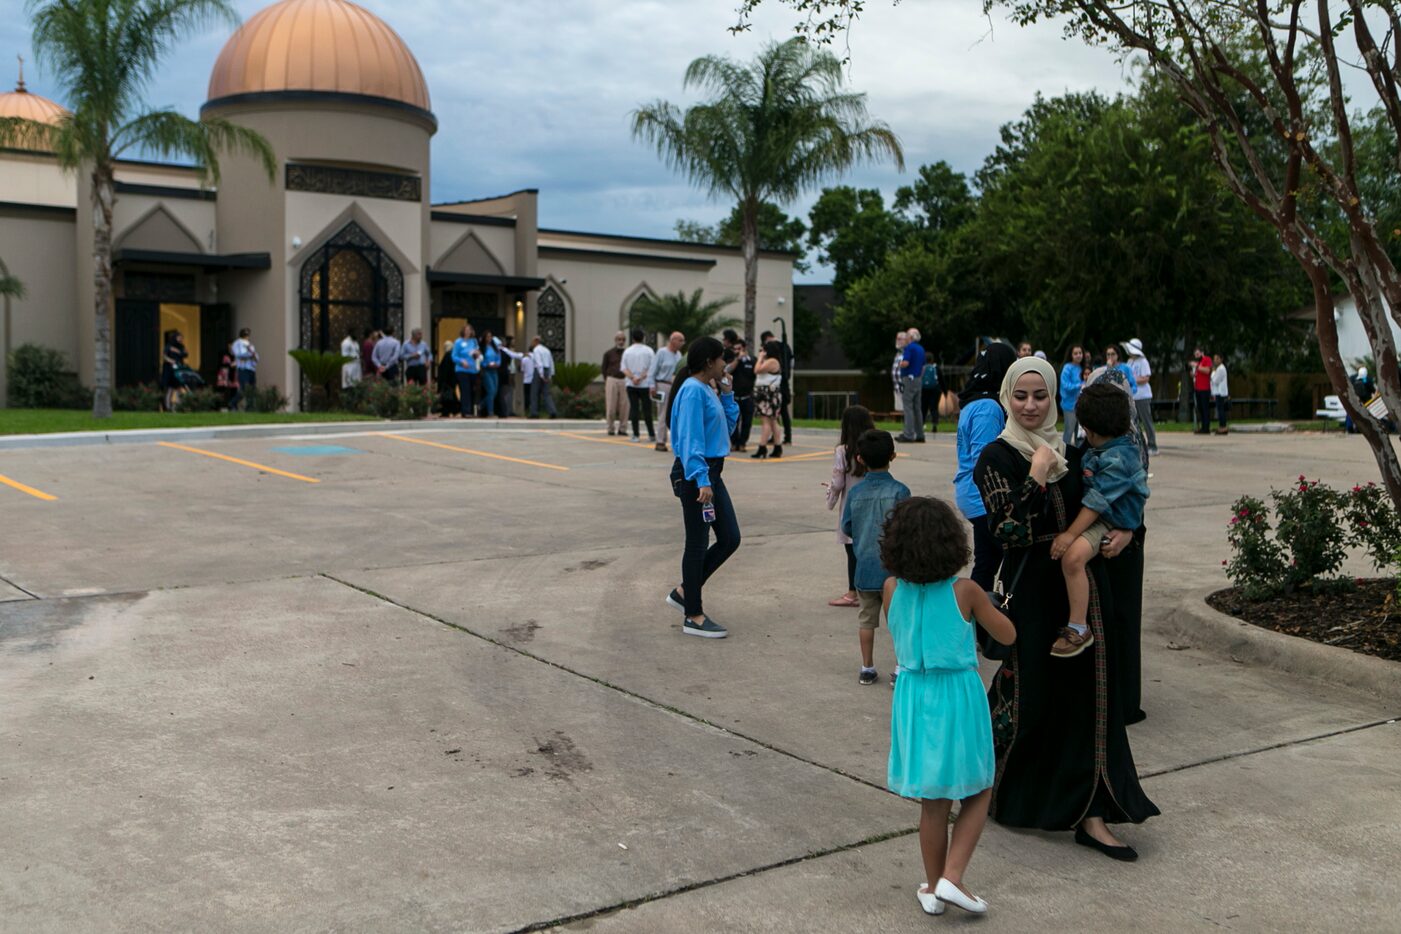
161, 330, 189, 411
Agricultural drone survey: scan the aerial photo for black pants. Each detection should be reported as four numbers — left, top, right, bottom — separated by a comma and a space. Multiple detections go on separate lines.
628, 386, 655, 438
405, 364, 427, 385
922, 386, 940, 431
1194, 389, 1213, 432
1215, 395, 1230, 429
456, 372, 479, 415
732, 395, 754, 446
672, 457, 741, 617
845, 542, 856, 591
780, 383, 792, 443
970, 517, 1003, 591
230, 368, 256, 411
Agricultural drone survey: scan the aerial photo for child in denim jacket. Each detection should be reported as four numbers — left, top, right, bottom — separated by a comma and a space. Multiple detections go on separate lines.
1048, 383, 1149, 658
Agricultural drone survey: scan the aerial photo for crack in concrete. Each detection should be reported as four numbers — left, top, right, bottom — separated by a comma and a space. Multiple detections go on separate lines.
1139, 716, 1399, 780
0, 573, 39, 599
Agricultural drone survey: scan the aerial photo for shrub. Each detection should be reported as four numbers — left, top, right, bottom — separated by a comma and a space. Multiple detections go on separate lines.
1344, 481, 1401, 572
397, 383, 432, 420
553, 361, 601, 394
290, 349, 354, 412
339, 380, 372, 415
559, 387, 604, 420
1225, 495, 1288, 599
1272, 476, 1348, 588
113, 382, 162, 412
248, 386, 288, 413
362, 378, 400, 419
7, 343, 91, 409
174, 387, 224, 412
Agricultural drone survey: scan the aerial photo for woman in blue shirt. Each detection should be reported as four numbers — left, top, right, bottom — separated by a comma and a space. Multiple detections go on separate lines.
1060, 345, 1085, 444
450, 325, 481, 418
954, 342, 1017, 590
479, 329, 501, 417
664, 337, 740, 639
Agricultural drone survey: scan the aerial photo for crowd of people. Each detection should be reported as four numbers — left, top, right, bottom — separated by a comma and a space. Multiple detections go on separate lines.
664, 335, 1158, 918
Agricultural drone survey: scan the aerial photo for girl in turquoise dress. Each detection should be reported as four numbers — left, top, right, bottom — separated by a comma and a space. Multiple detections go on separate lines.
880, 497, 1017, 916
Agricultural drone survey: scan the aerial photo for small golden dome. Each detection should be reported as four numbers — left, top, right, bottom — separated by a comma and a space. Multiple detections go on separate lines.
0, 61, 69, 129
206, 0, 431, 115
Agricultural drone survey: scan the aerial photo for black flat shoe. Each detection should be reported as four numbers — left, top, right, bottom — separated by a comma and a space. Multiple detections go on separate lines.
1075, 826, 1138, 861
1126, 709, 1147, 725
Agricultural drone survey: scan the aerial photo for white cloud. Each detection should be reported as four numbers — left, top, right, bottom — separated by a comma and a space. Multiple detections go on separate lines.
1, 0, 1134, 276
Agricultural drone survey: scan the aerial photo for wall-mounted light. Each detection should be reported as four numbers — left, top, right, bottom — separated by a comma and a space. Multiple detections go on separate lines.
776, 296, 786, 305
291, 236, 302, 249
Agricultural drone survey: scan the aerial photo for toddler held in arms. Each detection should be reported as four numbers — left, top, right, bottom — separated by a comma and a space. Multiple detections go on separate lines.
880, 496, 1015, 916
1049, 383, 1150, 658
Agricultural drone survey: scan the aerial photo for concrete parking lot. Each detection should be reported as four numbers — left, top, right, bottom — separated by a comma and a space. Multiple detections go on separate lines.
2, 423, 1399, 932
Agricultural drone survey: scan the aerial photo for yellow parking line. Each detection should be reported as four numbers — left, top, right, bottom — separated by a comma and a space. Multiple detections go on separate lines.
156, 442, 320, 483
379, 433, 570, 472
556, 430, 640, 449
0, 473, 57, 501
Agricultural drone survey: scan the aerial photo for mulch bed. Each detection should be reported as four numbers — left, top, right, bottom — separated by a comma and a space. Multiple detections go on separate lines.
1208, 579, 1401, 663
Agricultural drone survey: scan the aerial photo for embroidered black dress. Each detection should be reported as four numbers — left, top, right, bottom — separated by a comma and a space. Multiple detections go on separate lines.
974, 439, 1158, 829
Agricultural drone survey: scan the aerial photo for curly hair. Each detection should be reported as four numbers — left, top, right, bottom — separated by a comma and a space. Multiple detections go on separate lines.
1075, 381, 1132, 437
879, 497, 971, 584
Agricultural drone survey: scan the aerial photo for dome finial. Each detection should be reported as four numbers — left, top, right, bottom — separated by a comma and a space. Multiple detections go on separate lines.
16, 54, 25, 92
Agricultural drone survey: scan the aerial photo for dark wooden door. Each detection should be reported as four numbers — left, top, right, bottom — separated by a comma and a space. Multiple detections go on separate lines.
200, 303, 232, 383
115, 300, 160, 388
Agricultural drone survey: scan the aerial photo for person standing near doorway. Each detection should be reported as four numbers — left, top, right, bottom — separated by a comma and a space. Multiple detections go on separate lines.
229, 327, 259, 411
651, 331, 685, 452
451, 325, 481, 418
621, 328, 657, 442
497, 335, 519, 417
602, 331, 630, 435
1191, 347, 1214, 434
400, 328, 431, 386
529, 336, 558, 418
479, 329, 501, 417
341, 331, 362, 389
1122, 338, 1156, 454
896, 326, 927, 444
437, 340, 458, 416
360, 330, 379, 380
1211, 351, 1230, 435
373, 326, 402, 382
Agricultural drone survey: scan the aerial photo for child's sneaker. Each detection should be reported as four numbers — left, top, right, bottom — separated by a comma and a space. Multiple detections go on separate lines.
858, 667, 878, 685
1051, 626, 1095, 658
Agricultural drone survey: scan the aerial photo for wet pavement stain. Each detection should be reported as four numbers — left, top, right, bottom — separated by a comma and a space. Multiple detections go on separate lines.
531, 730, 593, 781
503, 619, 541, 643
563, 558, 614, 573
0, 592, 144, 655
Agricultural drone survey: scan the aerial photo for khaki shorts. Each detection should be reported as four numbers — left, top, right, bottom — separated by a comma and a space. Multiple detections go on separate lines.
1079, 518, 1113, 551
858, 591, 883, 630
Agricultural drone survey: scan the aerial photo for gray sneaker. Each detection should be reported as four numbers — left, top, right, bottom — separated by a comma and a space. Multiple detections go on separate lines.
682, 616, 728, 639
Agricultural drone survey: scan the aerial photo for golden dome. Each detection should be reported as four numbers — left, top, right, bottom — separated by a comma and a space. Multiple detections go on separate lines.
206, 0, 431, 116
0, 68, 69, 128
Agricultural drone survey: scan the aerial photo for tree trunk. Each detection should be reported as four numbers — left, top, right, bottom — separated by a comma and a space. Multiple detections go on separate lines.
91, 163, 115, 419
741, 198, 759, 348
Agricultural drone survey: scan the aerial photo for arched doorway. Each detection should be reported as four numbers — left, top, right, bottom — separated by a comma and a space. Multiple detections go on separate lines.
537, 285, 567, 359
299, 222, 404, 354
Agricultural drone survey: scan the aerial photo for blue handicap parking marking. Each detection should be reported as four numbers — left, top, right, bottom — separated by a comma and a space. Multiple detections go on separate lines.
271, 444, 364, 456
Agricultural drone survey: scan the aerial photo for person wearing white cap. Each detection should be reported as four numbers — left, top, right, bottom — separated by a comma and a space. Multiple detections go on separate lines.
1122, 339, 1156, 454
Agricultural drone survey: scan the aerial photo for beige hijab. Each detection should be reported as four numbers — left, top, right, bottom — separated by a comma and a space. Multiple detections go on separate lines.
997, 356, 1069, 483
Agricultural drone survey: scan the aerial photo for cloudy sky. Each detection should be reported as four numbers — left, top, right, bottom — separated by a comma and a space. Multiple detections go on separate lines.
1, 0, 1134, 280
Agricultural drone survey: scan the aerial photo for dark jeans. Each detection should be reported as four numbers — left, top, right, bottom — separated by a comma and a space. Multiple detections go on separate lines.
456, 372, 479, 415
405, 364, 428, 385
1194, 389, 1213, 432
1215, 395, 1230, 429
530, 379, 557, 417
379, 364, 400, 382
845, 541, 856, 591
229, 368, 256, 411
732, 395, 755, 446
780, 383, 792, 443
922, 386, 940, 431
970, 517, 1002, 591
672, 457, 741, 617
480, 370, 499, 416
498, 376, 514, 417
627, 386, 655, 438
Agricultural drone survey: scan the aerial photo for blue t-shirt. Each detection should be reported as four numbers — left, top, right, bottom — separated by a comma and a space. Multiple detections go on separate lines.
1059, 363, 1083, 412
954, 398, 1005, 520
902, 342, 926, 379
840, 470, 911, 591
452, 338, 480, 374
483, 344, 501, 370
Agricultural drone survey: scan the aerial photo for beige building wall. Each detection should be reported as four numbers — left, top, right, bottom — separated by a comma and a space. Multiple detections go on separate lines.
112, 196, 218, 254
0, 152, 75, 207
429, 222, 515, 272
0, 207, 79, 406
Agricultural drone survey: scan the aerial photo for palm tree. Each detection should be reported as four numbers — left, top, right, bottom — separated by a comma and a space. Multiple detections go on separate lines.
632, 38, 903, 346
628, 289, 742, 347
0, 0, 275, 418
0, 270, 24, 299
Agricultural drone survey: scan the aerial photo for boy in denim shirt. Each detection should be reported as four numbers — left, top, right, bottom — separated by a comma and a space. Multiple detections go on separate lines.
841, 430, 910, 684
1049, 383, 1150, 657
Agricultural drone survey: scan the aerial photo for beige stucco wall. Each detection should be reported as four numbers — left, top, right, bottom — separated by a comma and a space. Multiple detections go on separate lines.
429, 222, 515, 272
0, 209, 80, 405
0, 152, 76, 207
112, 196, 218, 254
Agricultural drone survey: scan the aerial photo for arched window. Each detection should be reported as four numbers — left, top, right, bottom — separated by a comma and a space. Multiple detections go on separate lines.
627, 293, 658, 347
299, 222, 403, 354
537, 286, 567, 359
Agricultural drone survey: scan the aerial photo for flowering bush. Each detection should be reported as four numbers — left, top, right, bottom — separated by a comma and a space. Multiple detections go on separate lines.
1272, 476, 1348, 589
1225, 495, 1288, 599
1343, 481, 1401, 572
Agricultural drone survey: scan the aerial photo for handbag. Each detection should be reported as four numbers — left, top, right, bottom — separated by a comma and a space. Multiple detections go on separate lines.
980, 550, 1029, 661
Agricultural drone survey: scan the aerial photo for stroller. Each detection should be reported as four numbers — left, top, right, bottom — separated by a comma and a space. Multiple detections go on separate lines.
173, 365, 206, 389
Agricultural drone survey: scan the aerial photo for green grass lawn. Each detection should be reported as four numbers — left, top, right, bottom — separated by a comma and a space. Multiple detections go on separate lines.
0, 409, 379, 436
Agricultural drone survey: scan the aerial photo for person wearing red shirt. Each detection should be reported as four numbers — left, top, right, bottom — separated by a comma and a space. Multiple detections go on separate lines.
1192, 347, 1214, 435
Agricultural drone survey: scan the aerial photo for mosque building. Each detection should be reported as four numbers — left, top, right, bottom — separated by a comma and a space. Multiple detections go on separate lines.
0, 0, 795, 407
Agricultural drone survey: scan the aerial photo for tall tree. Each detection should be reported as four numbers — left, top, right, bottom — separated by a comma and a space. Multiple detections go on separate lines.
806, 186, 906, 294
633, 37, 903, 346
0, 0, 275, 418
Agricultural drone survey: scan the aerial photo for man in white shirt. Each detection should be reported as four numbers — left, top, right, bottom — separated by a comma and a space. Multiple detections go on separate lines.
340, 332, 362, 389
372, 326, 402, 381
528, 336, 558, 418
1122, 338, 1156, 454
649, 331, 685, 451
620, 328, 657, 442
230, 327, 259, 411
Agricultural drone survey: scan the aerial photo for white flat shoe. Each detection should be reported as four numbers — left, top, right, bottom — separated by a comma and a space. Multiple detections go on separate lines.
916, 885, 945, 915
936, 877, 988, 914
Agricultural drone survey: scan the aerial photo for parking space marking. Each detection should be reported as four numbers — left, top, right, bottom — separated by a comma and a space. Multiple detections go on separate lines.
555, 431, 639, 449
156, 442, 321, 483
0, 473, 57, 501
378, 433, 571, 472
